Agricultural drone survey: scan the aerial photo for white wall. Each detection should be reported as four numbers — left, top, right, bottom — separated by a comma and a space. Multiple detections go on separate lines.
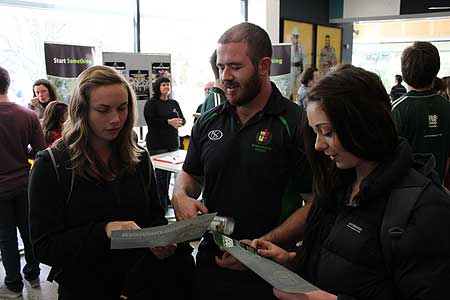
343, 0, 401, 19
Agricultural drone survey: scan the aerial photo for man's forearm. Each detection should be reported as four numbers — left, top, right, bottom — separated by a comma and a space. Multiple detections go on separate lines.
261, 194, 312, 248
173, 170, 204, 199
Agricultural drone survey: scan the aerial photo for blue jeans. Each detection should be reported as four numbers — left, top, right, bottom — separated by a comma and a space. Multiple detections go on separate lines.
0, 185, 40, 292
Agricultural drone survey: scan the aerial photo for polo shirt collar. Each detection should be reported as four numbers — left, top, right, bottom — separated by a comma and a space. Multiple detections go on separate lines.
209, 86, 226, 97
405, 89, 437, 97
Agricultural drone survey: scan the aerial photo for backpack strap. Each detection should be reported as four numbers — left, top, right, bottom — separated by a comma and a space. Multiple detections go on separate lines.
47, 148, 74, 207
142, 147, 153, 190
380, 169, 430, 275
135, 147, 154, 214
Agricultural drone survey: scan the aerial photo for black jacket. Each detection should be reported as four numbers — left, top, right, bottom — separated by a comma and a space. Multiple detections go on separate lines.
28, 148, 194, 299
144, 97, 185, 151
300, 139, 450, 300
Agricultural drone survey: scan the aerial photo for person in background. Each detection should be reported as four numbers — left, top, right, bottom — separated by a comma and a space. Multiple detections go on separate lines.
28, 79, 58, 119
194, 80, 217, 123
296, 67, 319, 108
144, 76, 185, 209
442, 76, 450, 100
389, 74, 407, 102
392, 41, 450, 184
318, 34, 337, 76
28, 66, 194, 300
432, 76, 447, 97
172, 22, 313, 300
203, 81, 214, 96
290, 27, 307, 95
0, 66, 45, 299
200, 50, 226, 114
41, 101, 68, 147
253, 64, 450, 300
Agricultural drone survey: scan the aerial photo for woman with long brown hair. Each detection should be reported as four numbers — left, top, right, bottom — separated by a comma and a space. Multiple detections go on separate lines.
29, 66, 194, 299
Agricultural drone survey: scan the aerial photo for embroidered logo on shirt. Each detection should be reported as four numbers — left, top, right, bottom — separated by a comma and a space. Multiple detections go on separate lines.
208, 130, 223, 141
428, 114, 438, 128
256, 129, 272, 145
346, 222, 362, 234
251, 129, 273, 153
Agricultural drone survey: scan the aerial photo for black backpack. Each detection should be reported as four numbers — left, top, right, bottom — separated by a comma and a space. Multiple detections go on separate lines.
380, 168, 430, 274
380, 154, 447, 275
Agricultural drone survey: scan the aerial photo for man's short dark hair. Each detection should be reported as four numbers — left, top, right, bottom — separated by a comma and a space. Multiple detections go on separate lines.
218, 22, 272, 65
395, 74, 402, 83
300, 67, 318, 85
401, 41, 440, 89
0, 66, 10, 95
210, 50, 219, 80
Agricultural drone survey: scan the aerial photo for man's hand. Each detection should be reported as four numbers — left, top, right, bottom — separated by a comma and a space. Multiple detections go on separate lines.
215, 251, 246, 270
172, 193, 208, 221
150, 244, 177, 260
215, 239, 252, 271
105, 221, 140, 238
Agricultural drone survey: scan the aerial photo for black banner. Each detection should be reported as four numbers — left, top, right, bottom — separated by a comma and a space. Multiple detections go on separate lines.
151, 62, 171, 83
44, 43, 94, 78
271, 44, 291, 76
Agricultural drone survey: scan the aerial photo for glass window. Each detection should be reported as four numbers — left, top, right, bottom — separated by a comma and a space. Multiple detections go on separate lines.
0, 1, 134, 106
140, 0, 245, 136
353, 19, 450, 91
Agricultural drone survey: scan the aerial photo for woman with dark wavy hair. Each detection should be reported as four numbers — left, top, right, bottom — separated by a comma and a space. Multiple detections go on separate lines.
144, 76, 185, 209
253, 64, 450, 300
29, 66, 194, 299
28, 79, 58, 119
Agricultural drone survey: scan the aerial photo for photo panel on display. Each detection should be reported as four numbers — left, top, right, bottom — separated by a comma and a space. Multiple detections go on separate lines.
315, 25, 342, 77
281, 20, 314, 100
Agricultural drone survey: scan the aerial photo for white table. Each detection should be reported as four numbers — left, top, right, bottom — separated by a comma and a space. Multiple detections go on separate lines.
150, 150, 187, 173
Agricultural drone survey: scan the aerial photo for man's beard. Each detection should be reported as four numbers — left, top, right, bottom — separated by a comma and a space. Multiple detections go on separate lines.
225, 69, 262, 107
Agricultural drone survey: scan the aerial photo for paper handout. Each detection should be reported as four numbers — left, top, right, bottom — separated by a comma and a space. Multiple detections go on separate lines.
153, 151, 186, 164
212, 232, 318, 294
111, 213, 217, 249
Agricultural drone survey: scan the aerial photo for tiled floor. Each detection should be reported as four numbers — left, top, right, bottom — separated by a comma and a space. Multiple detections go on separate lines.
0, 261, 57, 300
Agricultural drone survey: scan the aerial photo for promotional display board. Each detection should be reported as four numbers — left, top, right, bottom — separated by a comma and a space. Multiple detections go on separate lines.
270, 43, 292, 99
44, 42, 95, 101
315, 25, 342, 77
102, 52, 171, 127
281, 20, 314, 100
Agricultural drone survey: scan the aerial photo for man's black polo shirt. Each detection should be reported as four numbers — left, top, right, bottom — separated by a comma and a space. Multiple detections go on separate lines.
183, 83, 312, 241
390, 83, 406, 101
392, 90, 450, 182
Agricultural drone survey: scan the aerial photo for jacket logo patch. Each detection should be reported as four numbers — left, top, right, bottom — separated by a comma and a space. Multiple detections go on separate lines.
428, 114, 438, 128
346, 222, 362, 234
208, 130, 223, 141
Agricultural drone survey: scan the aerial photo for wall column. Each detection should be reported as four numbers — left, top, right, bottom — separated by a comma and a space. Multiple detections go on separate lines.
248, 0, 280, 43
